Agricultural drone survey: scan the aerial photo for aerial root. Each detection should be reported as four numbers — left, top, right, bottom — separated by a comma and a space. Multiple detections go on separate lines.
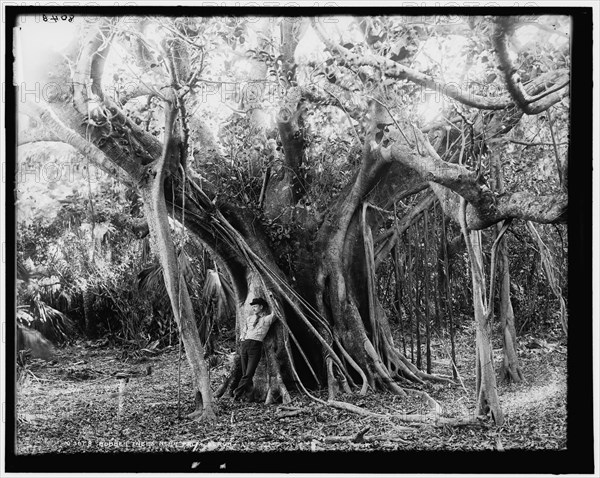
378, 333, 456, 385
334, 337, 368, 394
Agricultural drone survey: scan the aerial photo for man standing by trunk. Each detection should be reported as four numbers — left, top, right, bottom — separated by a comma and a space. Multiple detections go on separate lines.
233, 297, 277, 401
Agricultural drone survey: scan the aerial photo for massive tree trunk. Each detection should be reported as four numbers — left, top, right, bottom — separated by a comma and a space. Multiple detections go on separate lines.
299, 101, 451, 408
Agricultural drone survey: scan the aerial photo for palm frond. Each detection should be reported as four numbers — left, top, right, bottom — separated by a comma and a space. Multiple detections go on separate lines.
17, 306, 36, 326
19, 300, 75, 342
137, 264, 169, 303
203, 269, 235, 321
139, 250, 196, 305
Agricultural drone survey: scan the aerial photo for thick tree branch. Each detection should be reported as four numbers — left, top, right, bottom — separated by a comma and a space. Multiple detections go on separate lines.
116, 83, 157, 105
381, 128, 495, 209
312, 19, 508, 110
20, 100, 136, 186
493, 16, 569, 115
72, 20, 115, 116
495, 191, 567, 224
379, 126, 566, 229
17, 129, 61, 146
263, 22, 309, 218
430, 181, 566, 230
312, 18, 568, 112
70, 19, 164, 176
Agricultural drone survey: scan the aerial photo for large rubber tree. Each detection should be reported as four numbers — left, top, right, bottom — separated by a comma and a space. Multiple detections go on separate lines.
16, 14, 568, 424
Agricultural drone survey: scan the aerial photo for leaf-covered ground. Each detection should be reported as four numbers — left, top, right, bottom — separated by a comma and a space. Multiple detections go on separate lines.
15, 325, 567, 456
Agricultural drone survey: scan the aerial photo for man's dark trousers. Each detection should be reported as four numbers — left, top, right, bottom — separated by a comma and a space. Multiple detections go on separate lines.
234, 339, 263, 398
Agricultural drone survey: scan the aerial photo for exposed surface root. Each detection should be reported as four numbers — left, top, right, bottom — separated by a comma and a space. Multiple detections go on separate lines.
187, 407, 217, 423
327, 399, 466, 426
265, 381, 292, 405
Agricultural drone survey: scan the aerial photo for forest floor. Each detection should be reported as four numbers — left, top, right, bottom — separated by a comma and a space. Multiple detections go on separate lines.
15, 324, 567, 455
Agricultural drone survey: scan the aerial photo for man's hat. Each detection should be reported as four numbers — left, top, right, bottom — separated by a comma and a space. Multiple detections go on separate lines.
249, 297, 268, 307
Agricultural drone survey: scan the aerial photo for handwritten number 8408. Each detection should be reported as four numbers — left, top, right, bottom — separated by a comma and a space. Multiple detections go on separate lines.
43, 15, 74, 23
